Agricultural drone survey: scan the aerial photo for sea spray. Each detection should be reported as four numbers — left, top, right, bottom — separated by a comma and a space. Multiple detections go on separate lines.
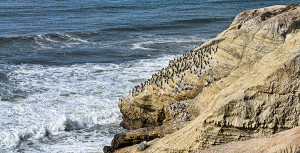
0, 55, 178, 152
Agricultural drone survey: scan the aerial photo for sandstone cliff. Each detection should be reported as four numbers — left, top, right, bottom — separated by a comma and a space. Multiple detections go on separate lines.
106, 3, 300, 153
197, 126, 300, 153
117, 126, 300, 153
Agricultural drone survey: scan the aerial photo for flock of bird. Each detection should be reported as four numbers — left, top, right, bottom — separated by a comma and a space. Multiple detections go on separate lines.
129, 43, 220, 97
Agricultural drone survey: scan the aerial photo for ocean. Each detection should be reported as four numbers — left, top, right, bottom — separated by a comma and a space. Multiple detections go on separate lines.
0, 0, 298, 152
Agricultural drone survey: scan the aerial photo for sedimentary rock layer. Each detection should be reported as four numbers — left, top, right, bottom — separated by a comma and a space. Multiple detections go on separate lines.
108, 3, 300, 153
197, 126, 300, 153
116, 126, 300, 153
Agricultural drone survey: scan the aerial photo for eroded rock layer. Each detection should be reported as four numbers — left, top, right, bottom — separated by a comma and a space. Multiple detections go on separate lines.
196, 126, 300, 153
108, 3, 300, 153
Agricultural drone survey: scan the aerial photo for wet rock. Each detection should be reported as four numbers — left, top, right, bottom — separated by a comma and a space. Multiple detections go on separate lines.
106, 121, 186, 152
103, 146, 114, 153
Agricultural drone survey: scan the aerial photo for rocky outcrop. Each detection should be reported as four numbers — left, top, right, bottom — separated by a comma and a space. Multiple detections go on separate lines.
108, 120, 187, 151
196, 126, 300, 153
106, 3, 300, 153
116, 126, 300, 153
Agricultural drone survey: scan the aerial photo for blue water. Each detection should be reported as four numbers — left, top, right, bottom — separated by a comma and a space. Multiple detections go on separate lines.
0, 0, 298, 152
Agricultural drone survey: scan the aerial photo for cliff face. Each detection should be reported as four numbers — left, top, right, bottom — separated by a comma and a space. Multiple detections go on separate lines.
108, 3, 300, 153
197, 126, 300, 153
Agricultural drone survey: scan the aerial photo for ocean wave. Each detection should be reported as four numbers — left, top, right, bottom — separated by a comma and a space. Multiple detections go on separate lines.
52, 5, 139, 14
130, 36, 210, 50
0, 33, 96, 48
102, 17, 231, 33
102, 24, 187, 32
0, 53, 182, 152
0, 116, 87, 151
171, 17, 232, 24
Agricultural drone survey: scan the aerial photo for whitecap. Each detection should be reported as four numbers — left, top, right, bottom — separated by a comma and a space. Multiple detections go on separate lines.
0, 54, 180, 152
130, 35, 210, 50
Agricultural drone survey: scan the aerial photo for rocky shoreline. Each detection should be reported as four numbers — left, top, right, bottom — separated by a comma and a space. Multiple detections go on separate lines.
105, 3, 300, 153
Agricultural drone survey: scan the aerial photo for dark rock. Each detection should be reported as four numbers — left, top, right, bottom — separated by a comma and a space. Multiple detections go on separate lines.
120, 121, 132, 130
108, 122, 186, 151
111, 133, 130, 150
103, 146, 114, 153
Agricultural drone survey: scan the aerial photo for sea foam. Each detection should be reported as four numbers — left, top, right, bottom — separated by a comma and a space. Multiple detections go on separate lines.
0, 54, 177, 152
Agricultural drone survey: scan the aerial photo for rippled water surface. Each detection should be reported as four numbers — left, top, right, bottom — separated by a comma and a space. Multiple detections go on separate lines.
0, 0, 298, 152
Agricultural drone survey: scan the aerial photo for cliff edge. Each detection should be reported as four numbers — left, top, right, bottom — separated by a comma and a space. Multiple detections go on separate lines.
106, 3, 300, 153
